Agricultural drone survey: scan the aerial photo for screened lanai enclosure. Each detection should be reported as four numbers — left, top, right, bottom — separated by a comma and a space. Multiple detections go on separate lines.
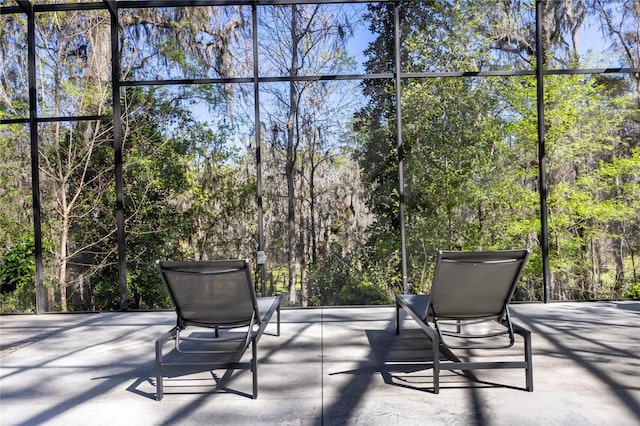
1, 0, 639, 313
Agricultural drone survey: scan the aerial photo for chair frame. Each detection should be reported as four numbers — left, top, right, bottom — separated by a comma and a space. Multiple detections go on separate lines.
395, 250, 533, 393
155, 259, 280, 400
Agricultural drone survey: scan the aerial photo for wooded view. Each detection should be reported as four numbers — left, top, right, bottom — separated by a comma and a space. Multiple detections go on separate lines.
1, 0, 639, 313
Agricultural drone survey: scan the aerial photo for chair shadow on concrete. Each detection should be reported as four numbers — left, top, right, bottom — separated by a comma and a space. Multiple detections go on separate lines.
122, 347, 258, 400
330, 327, 529, 394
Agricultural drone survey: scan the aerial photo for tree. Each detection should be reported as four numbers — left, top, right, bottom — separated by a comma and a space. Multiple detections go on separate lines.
357, 0, 640, 300
257, 4, 362, 305
1, 8, 255, 311
31, 13, 114, 311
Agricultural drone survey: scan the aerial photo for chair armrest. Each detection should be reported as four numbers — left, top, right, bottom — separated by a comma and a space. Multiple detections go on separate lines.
510, 320, 531, 338
155, 327, 178, 361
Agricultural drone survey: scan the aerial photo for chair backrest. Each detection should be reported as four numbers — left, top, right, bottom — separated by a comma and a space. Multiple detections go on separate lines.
156, 259, 259, 329
427, 250, 529, 321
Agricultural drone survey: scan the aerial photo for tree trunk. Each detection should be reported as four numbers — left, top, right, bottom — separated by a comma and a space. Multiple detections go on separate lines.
613, 236, 625, 297
58, 213, 69, 312
287, 5, 299, 305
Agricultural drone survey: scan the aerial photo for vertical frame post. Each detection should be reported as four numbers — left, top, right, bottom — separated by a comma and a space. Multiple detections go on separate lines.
19, 0, 46, 314
252, 3, 266, 296
535, 0, 551, 303
106, 0, 127, 310
394, 1, 408, 294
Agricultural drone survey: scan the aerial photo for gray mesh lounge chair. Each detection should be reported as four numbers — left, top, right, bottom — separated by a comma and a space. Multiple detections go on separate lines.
155, 259, 281, 400
395, 249, 532, 393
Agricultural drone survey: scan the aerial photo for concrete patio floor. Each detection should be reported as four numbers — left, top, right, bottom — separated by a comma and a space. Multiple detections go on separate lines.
0, 301, 639, 425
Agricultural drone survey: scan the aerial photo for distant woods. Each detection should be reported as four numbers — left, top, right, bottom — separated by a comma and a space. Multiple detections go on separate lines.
1, 1, 639, 312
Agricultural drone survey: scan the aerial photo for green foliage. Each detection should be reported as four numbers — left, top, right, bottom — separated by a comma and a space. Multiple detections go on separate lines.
0, 237, 51, 313
0, 237, 36, 294
383, 76, 539, 296
623, 283, 640, 300
0, 124, 32, 247
129, 266, 172, 310
90, 87, 256, 310
358, 2, 640, 303
92, 275, 122, 311
542, 74, 638, 299
3, 3, 640, 310
307, 244, 393, 306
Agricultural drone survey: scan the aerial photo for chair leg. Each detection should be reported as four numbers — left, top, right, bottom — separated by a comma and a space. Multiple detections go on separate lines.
433, 333, 440, 394
395, 301, 401, 335
155, 340, 164, 401
524, 330, 533, 392
252, 339, 258, 399
156, 373, 163, 401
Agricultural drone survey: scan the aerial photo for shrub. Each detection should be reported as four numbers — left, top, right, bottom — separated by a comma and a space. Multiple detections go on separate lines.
308, 244, 392, 306
0, 237, 37, 313
623, 283, 640, 300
